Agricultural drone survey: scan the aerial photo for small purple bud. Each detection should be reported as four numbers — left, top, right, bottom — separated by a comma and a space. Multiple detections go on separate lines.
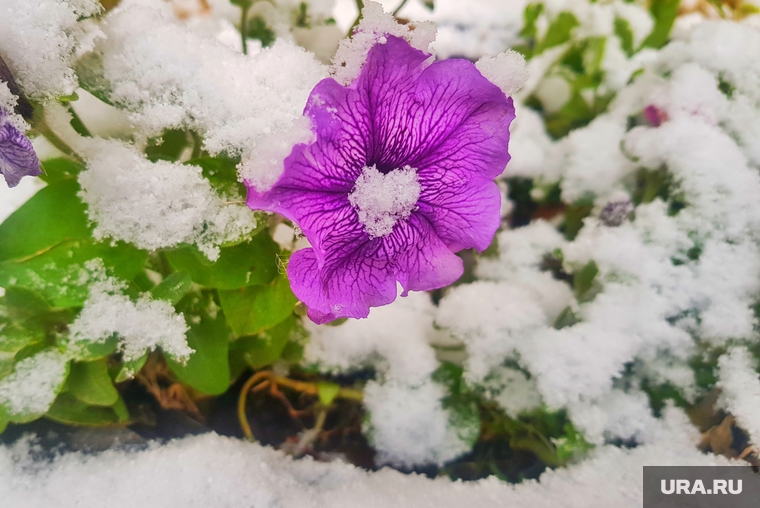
600, 199, 634, 227
643, 105, 667, 127
0, 111, 42, 188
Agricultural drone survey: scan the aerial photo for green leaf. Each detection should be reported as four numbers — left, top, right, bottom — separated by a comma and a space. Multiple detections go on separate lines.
114, 354, 147, 383
0, 321, 45, 358
247, 16, 276, 48
45, 392, 124, 426
3, 286, 51, 318
150, 272, 193, 304
561, 199, 594, 240
68, 335, 119, 361
614, 17, 635, 57
573, 260, 599, 301
186, 156, 246, 199
166, 234, 280, 290
0, 406, 8, 434
538, 12, 579, 52
219, 274, 297, 336
432, 363, 480, 449
582, 37, 606, 75
166, 294, 231, 395
2, 350, 70, 423
68, 360, 119, 406
318, 381, 340, 406
518, 3, 545, 57
112, 396, 130, 422
39, 158, 84, 184
0, 179, 90, 262
553, 423, 593, 463
641, 0, 679, 49
0, 353, 13, 381
58, 92, 79, 103
145, 129, 188, 162
232, 315, 296, 370
0, 240, 147, 307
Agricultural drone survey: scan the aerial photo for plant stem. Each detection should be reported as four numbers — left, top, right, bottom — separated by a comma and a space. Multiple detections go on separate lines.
237, 371, 364, 441
241, 3, 250, 55
349, 0, 364, 36
393, 0, 409, 16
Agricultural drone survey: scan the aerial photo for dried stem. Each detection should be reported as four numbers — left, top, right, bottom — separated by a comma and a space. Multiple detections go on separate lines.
237, 371, 363, 441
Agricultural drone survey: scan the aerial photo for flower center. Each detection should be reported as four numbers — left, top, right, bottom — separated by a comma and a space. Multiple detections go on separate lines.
348, 164, 421, 238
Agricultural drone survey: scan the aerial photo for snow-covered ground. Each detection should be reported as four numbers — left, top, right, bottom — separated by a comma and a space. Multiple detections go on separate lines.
0, 409, 730, 508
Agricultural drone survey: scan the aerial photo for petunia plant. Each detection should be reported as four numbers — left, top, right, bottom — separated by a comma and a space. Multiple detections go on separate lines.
247, 36, 515, 323
3, 0, 742, 488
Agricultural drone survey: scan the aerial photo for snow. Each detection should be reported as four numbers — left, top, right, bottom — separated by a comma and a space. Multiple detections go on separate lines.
306, 292, 439, 385
94, 2, 326, 191
0, 0, 100, 99
0, 407, 731, 508
479, 366, 542, 417
78, 141, 256, 260
349, 165, 421, 239
717, 347, 760, 446
0, 83, 28, 133
436, 281, 550, 381
475, 50, 529, 96
364, 377, 471, 466
560, 116, 634, 203
68, 271, 192, 362
331, 1, 436, 86
0, 349, 69, 418
397, 0, 526, 59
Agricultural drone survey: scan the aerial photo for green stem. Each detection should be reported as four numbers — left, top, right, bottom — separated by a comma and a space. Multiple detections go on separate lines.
392, 0, 409, 16
349, 0, 364, 36
241, 3, 250, 55
29, 103, 83, 164
190, 130, 203, 159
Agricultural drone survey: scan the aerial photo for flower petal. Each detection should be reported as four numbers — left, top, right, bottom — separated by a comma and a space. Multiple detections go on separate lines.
417, 176, 502, 252
287, 213, 462, 323
287, 245, 398, 324
355, 37, 513, 178
0, 122, 41, 188
391, 213, 464, 294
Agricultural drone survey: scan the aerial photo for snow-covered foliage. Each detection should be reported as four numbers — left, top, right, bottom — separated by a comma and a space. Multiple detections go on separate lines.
3, 0, 760, 504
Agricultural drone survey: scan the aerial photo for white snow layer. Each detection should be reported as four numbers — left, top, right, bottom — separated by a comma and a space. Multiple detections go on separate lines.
94, 2, 327, 191
475, 50, 529, 96
0, 350, 69, 418
0, 0, 100, 98
78, 141, 256, 260
69, 275, 192, 362
0, 408, 731, 508
717, 347, 760, 446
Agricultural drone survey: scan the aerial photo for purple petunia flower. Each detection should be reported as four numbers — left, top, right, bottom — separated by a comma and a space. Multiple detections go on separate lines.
0, 108, 41, 188
247, 36, 515, 324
